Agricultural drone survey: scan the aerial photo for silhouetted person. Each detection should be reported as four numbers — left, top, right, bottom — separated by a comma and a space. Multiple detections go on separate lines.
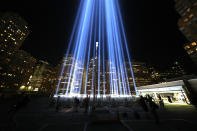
149, 100, 159, 124
122, 112, 128, 120
83, 95, 90, 113
167, 96, 172, 103
56, 96, 61, 112
74, 97, 80, 112
147, 95, 153, 102
49, 95, 55, 107
159, 99, 165, 109
139, 96, 149, 112
158, 95, 162, 101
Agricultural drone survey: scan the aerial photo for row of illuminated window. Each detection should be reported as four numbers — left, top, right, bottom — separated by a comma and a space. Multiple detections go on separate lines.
184, 42, 197, 49
0, 49, 13, 55
0, 73, 16, 77
1, 37, 23, 43
183, 13, 194, 22
187, 48, 197, 54
2, 28, 26, 37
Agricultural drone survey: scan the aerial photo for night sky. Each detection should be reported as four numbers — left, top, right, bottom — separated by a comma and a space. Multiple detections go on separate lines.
0, 0, 196, 74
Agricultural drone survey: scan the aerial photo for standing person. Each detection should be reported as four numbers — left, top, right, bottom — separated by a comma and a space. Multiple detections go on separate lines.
74, 97, 80, 112
167, 96, 172, 103
149, 99, 160, 124
159, 99, 165, 109
139, 96, 149, 112
158, 94, 164, 109
84, 95, 90, 113
138, 96, 150, 119
56, 96, 61, 112
158, 94, 162, 101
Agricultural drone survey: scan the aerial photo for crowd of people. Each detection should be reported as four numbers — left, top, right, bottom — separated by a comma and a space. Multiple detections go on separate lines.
138, 95, 163, 124
49, 94, 166, 124
5, 93, 165, 131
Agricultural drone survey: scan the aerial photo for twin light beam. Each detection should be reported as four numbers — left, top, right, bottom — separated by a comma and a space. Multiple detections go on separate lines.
55, 0, 137, 98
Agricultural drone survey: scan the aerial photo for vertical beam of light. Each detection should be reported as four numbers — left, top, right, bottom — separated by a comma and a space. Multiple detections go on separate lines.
97, 0, 102, 97
110, 2, 124, 96
101, 0, 106, 97
65, 0, 91, 96
115, 0, 137, 94
91, 0, 98, 97
56, 0, 137, 98
105, 0, 116, 96
83, 2, 95, 95
69, 0, 94, 95
110, 0, 128, 95
55, 1, 84, 95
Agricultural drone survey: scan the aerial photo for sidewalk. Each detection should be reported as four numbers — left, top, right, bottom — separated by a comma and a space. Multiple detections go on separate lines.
0, 97, 197, 131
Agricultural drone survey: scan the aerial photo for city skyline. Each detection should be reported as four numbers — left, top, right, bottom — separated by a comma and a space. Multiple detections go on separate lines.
0, 0, 196, 75
1, 2, 197, 130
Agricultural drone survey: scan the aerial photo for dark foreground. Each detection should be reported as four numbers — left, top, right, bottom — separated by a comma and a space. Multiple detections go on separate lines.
0, 97, 197, 131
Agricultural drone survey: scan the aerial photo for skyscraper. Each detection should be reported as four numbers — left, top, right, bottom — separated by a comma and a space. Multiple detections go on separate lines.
0, 12, 35, 91
174, 0, 197, 66
0, 12, 29, 51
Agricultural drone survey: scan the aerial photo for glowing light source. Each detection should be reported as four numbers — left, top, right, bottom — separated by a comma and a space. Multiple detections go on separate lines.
55, 0, 137, 98
20, 85, 25, 90
191, 42, 196, 46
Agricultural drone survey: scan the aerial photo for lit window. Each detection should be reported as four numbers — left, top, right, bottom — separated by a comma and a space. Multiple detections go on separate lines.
191, 42, 197, 46
184, 18, 189, 23
17, 29, 21, 33
4, 30, 7, 32
188, 51, 193, 54
8, 74, 12, 76
185, 45, 190, 49
189, 14, 193, 18
0, 34, 3, 36
5, 39, 7, 42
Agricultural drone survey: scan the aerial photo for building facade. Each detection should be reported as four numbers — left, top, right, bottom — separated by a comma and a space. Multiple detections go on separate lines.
28, 60, 58, 95
129, 61, 154, 88
175, 0, 197, 65
0, 12, 29, 51
0, 12, 36, 91
149, 61, 187, 83
57, 55, 154, 96
184, 42, 197, 65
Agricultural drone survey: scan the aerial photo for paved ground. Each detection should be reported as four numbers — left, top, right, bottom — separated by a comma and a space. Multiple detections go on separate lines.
0, 97, 197, 131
